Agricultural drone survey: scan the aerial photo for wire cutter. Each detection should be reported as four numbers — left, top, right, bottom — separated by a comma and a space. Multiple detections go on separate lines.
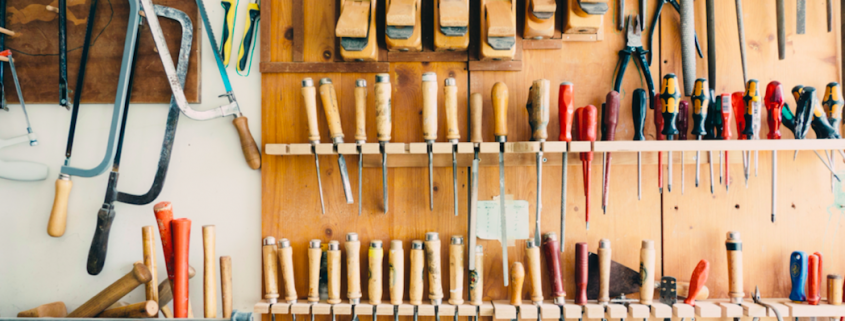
614, 15, 656, 110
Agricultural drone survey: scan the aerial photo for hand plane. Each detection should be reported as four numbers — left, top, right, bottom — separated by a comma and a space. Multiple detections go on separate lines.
434, 0, 469, 51
564, 0, 607, 35
479, 0, 516, 60
386, 0, 422, 51
524, 0, 556, 39
336, 0, 378, 61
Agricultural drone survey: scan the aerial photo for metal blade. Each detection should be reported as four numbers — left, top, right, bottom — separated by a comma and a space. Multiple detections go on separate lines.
453, 148, 458, 216
383, 150, 388, 214
560, 153, 568, 252
315, 153, 325, 214
499, 149, 509, 286
535, 151, 543, 245
359, 150, 363, 216
338, 154, 354, 204
468, 151, 480, 270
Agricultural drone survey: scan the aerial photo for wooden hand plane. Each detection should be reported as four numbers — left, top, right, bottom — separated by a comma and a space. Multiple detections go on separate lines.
434, 0, 469, 51
564, 0, 607, 35
479, 0, 516, 60
386, 0, 422, 51
336, 0, 379, 61
524, 0, 556, 39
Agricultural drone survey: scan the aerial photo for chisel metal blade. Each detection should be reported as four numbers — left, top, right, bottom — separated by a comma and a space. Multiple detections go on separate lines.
338, 154, 354, 204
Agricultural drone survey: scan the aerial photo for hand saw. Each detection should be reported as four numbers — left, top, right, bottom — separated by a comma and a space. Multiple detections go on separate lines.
0, 50, 48, 181
86, 5, 192, 275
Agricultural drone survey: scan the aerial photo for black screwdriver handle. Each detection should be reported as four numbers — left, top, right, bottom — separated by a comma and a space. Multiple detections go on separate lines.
691, 79, 709, 137
632, 88, 647, 141
660, 74, 681, 138
742, 80, 760, 139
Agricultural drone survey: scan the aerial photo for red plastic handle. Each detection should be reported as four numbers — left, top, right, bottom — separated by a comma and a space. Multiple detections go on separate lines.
559, 83, 576, 142
172, 218, 192, 318
574, 242, 588, 305
654, 94, 665, 141
720, 94, 733, 140
543, 235, 565, 300
0, 49, 11, 57
603, 91, 621, 142
678, 101, 690, 140
808, 254, 820, 305
153, 201, 176, 281
683, 260, 710, 306
579, 105, 598, 143
765, 81, 785, 140
731, 92, 746, 140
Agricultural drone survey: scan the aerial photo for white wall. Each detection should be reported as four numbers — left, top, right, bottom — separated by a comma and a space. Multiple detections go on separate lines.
0, 0, 262, 316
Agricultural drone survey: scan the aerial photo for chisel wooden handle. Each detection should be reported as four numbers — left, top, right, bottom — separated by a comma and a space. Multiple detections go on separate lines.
598, 239, 611, 304
232, 116, 261, 170
67, 262, 152, 317
449, 236, 464, 305
142, 226, 159, 309
17, 302, 67, 318
390, 240, 405, 305
509, 262, 525, 306
422, 73, 438, 142
355, 79, 368, 142
469, 245, 484, 306
203, 225, 216, 318
327, 241, 342, 304
528, 79, 550, 141
47, 174, 71, 237
278, 238, 297, 302
308, 240, 322, 302
575, 242, 588, 305
410, 240, 424, 305
471, 93, 483, 143
319, 78, 345, 142
683, 260, 710, 305
828, 274, 843, 305
303, 78, 320, 143
262, 237, 280, 304
789, 251, 807, 302
221, 256, 233, 318
725, 231, 744, 303
154, 202, 176, 281
808, 253, 821, 305
370, 240, 384, 305
346, 233, 362, 303
493, 82, 508, 141
98, 300, 158, 318
639, 240, 655, 305
559, 82, 575, 142
543, 233, 564, 304
445, 78, 460, 141
425, 232, 444, 304
766, 81, 785, 139
375, 74, 392, 142
526, 240, 543, 304
172, 218, 191, 318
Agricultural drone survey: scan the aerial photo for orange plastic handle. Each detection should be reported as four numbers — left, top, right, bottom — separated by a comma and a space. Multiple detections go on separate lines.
683, 260, 710, 306
171, 218, 192, 318
731, 92, 746, 140
765, 81, 784, 140
153, 202, 176, 281
559, 83, 575, 142
808, 254, 820, 305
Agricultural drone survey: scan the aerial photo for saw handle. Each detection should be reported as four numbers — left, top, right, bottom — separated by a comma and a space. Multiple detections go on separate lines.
233, 116, 261, 170
375, 74, 392, 142
471, 93, 484, 143
493, 82, 508, 140
48, 175, 72, 237
632, 89, 647, 141
765, 81, 785, 139
683, 260, 710, 306
422, 73, 438, 141
640, 240, 655, 305
559, 82, 575, 142
445, 78, 460, 141
543, 233, 565, 302
86, 201, 116, 275
355, 80, 368, 142
574, 242, 588, 305
528, 79, 550, 141
690, 79, 709, 137
390, 240, 405, 305
509, 262, 525, 306
808, 253, 821, 305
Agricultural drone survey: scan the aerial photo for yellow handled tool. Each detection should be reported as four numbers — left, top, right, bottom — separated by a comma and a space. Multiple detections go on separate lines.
236, 0, 260, 76
220, 0, 238, 67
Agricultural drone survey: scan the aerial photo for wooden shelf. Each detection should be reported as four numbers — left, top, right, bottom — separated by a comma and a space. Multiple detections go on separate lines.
254, 299, 845, 319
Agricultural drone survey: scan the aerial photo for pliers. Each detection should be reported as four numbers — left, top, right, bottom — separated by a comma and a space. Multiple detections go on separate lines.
751, 286, 783, 321
647, 0, 704, 65
614, 15, 656, 110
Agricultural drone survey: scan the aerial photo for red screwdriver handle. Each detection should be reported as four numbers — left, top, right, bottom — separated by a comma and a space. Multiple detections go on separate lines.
683, 260, 710, 306
731, 92, 746, 140
603, 91, 621, 142
654, 94, 665, 141
678, 101, 690, 140
542, 233, 565, 303
808, 254, 821, 305
765, 81, 785, 140
574, 242, 588, 305
578, 105, 597, 227
559, 82, 575, 142
721, 94, 733, 140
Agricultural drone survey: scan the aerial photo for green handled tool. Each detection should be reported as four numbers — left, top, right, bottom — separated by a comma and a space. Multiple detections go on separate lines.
236, 0, 260, 76
220, 0, 238, 67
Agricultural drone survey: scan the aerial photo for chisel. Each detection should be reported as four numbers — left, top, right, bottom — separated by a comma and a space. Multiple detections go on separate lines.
355, 80, 367, 216
262, 237, 279, 304
390, 240, 404, 321
410, 240, 424, 321
660, 74, 680, 193
302, 78, 326, 214
425, 233, 444, 321
655, 92, 665, 194
765, 81, 784, 223
632, 89, 647, 200
791, 86, 807, 161
578, 105, 598, 230
602, 92, 620, 213
369, 240, 384, 321
319, 78, 355, 204
678, 101, 689, 194
470, 245, 484, 321
691, 79, 709, 189
375, 74, 392, 213
598, 239, 610, 306
558, 83, 575, 250
789, 251, 808, 302
527, 79, 550, 244
492, 82, 510, 285
720, 94, 733, 191
278, 238, 297, 321
308, 239, 321, 317
449, 236, 465, 321
543, 233, 565, 305
327, 241, 341, 321
469, 93, 483, 270
346, 233, 362, 321
204, 226, 217, 318
575, 243, 588, 305
510, 262, 526, 321
726, 232, 744, 308
445, 78, 460, 217
526, 240, 543, 321
422, 73, 438, 211
220, 0, 237, 67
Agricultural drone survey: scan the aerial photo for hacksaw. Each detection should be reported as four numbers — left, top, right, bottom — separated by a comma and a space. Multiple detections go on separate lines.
0, 50, 47, 181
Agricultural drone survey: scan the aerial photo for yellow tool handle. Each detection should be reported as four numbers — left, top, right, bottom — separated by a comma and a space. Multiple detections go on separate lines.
278, 239, 297, 302
445, 78, 460, 141
409, 240, 424, 305
528, 79, 550, 141
319, 78, 345, 140
327, 241, 342, 304
449, 236, 465, 305
509, 262, 525, 306
203, 226, 217, 318
302, 79, 320, 142
639, 240, 655, 305
470, 93, 483, 143
492, 82, 509, 139
525, 242, 543, 304
469, 246, 484, 305
355, 79, 368, 142
308, 240, 322, 302
346, 234, 362, 301
236, 1, 260, 75
48, 175, 72, 237
422, 72, 438, 141
369, 241, 384, 305
389, 240, 405, 305
375, 74, 392, 142
262, 238, 280, 302
220, 0, 237, 67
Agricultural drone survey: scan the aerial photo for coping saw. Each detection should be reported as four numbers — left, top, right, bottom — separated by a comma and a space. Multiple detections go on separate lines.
0, 50, 48, 181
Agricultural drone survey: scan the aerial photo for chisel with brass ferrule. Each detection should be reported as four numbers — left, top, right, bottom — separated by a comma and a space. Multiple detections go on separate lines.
355, 79, 367, 216
422, 73, 438, 211
527, 79, 550, 244
468, 93, 483, 270
445, 78, 460, 216
319, 78, 354, 204
375, 74, 392, 213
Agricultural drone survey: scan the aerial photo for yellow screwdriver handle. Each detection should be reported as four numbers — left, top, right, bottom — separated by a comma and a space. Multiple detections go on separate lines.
220, 0, 238, 67
235, 1, 260, 75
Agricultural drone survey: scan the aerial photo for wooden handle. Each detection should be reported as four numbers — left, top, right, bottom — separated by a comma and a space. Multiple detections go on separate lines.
525, 241, 543, 304
509, 262, 525, 306
355, 79, 368, 142
17, 302, 67, 318
390, 240, 405, 305
449, 236, 465, 305
492, 82, 508, 139
220, 256, 233, 318
677, 282, 709, 300
98, 300, 158, 318
683, 260, 710, 306
639, 240, 655, 305
345, 234, 362, 302
445, 78, 460, 141
424, 233, 444, 303
153, 202, 176, 281
422, 72, 438, 141
598, 239, 610, 304
278, 239, 297, 302
142, 226, 159, 313
725, 231, 744, 302
470, 93, 483, 143
375, 74, 392, 142
369, 240, 384, 305
233, 117, 261, 170
48, 175, 72, 237
409, 240, 424, 305
202, 225, 217, 318
308, 240, 322, 302
172, 218, 192, 318
527, 79, 550, 141
327, 241, 342, 304
469, 246, 484, 305
574, 242, 588, 305
319, 79, 345, 140
67, 263, 152, 317
828, 275, 843, 305
302, 78, 320, 142
542, 233, 564, 303
808, 254, 821, 305
262, 237, 280, 303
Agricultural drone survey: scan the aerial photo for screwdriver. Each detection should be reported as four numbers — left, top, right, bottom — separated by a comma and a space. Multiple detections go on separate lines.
678, 100, 689, 194
791, 86, 806, 161
654, 92, 665, 194
660, 74, 680, 193
743, 80, 762, 183
355, 79, 367, 216
764, 81, 784, 223
558, 83, 575, 250
469, 93, 483, 270
602, 91, 620, 213
492, 82, 510, 285
302, 78, 325, 214
577, 105, 597, 230
319, 78, 355, 204
781, 92, 842, 180
527, 79, 550, 245
632, 89, 647, 200
543, 233, 565, 305
730, 91, 748, 188
822, 82, 843, 191
789, 251, 807, 302
375, 74, 392, 213
690, 79, 709, 190
445, 78, 460, 217
575, 242, 588, 305
422, 72, 438, 211
706, 92, 723, 188
720, 94, 733, 192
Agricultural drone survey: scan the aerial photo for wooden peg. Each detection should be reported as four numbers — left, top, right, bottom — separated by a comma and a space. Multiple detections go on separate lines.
509, 262, 525, 306
369, 241, 385, 305
480, 0, 516, 61
278, 239, 297, 303
262, 237, 280, 304
409, 240, 425, 305
98, 300, 158, 318
389, 240, 405, 305
141, 226, 159, 316
597, 239, 611, 305
327, 241, 342, 304
17, 302, 67, 318
337, 0, 378, 61
564, 0, 606, 35
434, 0, 469, 51
67, 263, 152, 317
308, 240, 322, 302
346, 233, 363, 304
220, 256, 233, 318
386, 0, 422, 51
524, 0, 556, 39
203, 225, 217, 318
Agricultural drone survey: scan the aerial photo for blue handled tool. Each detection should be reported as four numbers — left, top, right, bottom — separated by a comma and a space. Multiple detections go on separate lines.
789, 251, 807, 302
